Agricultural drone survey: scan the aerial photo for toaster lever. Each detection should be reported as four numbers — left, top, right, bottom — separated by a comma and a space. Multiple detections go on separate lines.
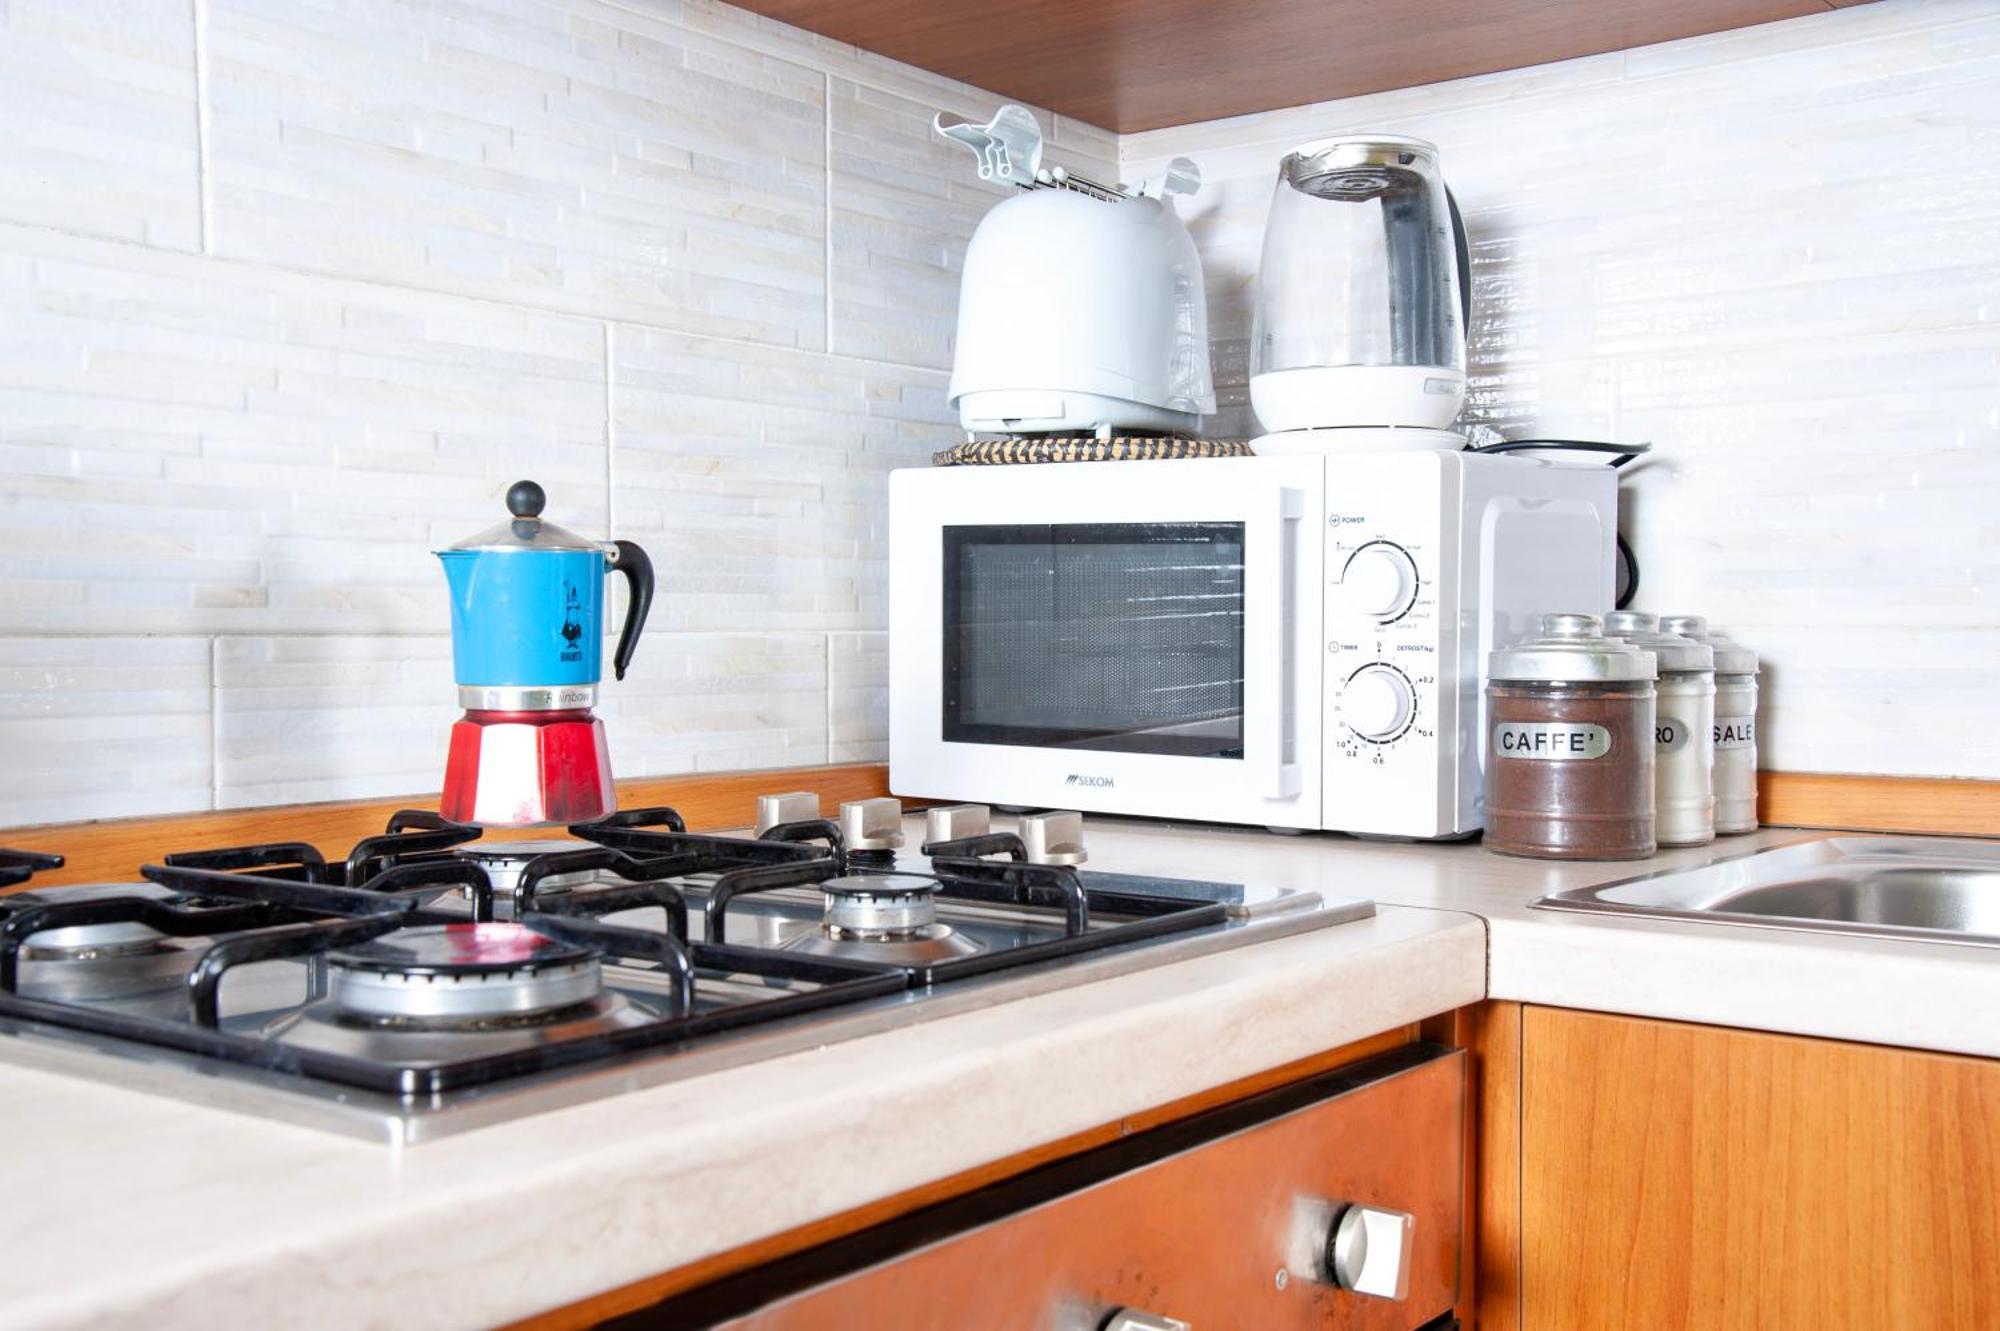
933, 104, 1044, 186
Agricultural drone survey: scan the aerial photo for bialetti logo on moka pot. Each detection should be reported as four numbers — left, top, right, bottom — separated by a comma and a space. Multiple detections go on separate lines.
1066, 773, 1115, 788
559, 583, 584, 663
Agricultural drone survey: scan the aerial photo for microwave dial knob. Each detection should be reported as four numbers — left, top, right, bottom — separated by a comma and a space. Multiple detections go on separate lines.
1339, 544, 1418, 620
1343, 665, 1414, 742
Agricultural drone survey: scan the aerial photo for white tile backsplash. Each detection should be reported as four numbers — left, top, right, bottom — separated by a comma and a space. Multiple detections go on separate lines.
0, 638, 213, 825
0, 0, 203, 251
206, 0, 829, 344
1123, 0, 2000, 781
0, 0, 1097, 826
4, 0, 1992, 827
611, 323, 954, 632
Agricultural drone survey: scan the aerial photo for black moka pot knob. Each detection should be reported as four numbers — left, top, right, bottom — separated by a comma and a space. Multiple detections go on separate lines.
505, 479, 546, 519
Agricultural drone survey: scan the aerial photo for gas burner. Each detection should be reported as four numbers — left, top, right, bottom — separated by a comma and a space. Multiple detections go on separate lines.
782, 873, 983, 965
328, 923, 603, 1025
453, 839, 598, 914
8, 883, 201, 1005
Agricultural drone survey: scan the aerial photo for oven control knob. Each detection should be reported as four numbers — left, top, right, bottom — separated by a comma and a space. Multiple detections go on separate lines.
1020, 810, 1087, 866
1342, 665, 1414, 742
1337, 544, 1418, 620
755, 791, 821, 835
1326, 1203, 1414, 1300
839, 798, 905, 851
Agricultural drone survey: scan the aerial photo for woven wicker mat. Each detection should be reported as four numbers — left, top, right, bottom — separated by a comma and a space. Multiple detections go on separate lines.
932, 436, 1252, 466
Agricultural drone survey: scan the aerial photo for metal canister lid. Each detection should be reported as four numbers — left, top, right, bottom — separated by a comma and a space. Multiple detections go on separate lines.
1488, 612, 1657, 684
1604, 611, 1714, 675
1659, 614, 1760, 675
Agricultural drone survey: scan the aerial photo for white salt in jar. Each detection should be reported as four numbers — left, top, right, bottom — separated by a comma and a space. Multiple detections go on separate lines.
1604, 611, 1716, 847
1661, 614, 1760, 834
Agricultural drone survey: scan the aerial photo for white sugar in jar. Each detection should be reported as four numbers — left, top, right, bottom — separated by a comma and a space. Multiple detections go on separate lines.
1605, 611, 1716, 847
1662, 614, 1759, 834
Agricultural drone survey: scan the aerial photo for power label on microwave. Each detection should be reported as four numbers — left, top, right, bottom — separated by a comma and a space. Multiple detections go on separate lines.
1493, 721, 1611, 760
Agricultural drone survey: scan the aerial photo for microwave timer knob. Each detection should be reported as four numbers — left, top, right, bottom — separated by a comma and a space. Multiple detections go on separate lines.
1335, 542, 1419, 621
1341, 664, 1415, 742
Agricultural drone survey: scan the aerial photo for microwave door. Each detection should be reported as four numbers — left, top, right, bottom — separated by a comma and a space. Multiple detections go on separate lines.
888, 458, 1322, 829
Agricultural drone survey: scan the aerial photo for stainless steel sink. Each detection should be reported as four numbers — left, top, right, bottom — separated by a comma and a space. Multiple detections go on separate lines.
1532, 837, 2000, 948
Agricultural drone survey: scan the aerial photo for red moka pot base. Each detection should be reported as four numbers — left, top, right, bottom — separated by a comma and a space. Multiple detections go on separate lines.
440, 709, 616, 827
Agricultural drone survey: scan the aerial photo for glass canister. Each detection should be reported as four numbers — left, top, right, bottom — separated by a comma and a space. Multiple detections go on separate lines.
1485, 613, 1658, 860
1661, 614, 1760, 834
1605, 611, 1717, 847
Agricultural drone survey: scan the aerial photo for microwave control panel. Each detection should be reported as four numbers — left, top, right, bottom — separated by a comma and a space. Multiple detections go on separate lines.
1322, 453, 1452, 838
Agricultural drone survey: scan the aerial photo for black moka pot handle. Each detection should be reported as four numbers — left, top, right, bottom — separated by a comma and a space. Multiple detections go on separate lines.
608, 540, 654, 681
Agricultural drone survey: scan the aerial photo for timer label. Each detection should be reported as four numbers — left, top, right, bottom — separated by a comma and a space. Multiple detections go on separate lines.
1494, 722, 1611, 761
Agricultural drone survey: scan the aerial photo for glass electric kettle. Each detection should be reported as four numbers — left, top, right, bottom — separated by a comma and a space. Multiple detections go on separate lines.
1249, 135, 1471, 442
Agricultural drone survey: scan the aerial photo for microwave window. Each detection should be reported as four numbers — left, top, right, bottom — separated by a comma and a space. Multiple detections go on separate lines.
943, 523, 1246, 759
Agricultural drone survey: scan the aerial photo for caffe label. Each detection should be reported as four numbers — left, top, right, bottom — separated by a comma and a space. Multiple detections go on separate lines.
1656, 716, 1692, 755
1494, 722, 1611, 761
1715, 715, 1756, 750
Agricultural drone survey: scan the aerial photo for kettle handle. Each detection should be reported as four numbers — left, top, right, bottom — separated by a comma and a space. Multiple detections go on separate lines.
607, 540, 654, 681
1446, 187, 1471, 330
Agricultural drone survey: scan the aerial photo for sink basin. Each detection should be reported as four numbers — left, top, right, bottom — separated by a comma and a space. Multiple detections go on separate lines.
1532, 837, 2000, 948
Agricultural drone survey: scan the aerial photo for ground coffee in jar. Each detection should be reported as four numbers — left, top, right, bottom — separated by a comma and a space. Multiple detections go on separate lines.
1606, 610, 1717, 847
1661, 614, 1760, 834
1485, 613, 1657, 860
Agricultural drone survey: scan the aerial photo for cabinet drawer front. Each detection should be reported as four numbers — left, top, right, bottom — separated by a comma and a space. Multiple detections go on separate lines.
705, 1049, 1462, 1330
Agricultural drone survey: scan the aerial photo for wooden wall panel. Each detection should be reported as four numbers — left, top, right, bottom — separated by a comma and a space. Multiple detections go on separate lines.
0, 764, 896, 889
1522, 1007, 2000, 1329
1758, 771, 2000, 838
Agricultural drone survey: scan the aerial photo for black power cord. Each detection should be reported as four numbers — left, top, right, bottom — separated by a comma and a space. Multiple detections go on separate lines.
1466, 437, 1650, 608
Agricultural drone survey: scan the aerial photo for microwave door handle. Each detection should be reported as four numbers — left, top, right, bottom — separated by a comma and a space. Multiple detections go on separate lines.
1252, 487, 1306, 800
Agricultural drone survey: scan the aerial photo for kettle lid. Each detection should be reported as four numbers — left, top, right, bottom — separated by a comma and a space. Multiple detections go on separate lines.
444, 480, 603, 554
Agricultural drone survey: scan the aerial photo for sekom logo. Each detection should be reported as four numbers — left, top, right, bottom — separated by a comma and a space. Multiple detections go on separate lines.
1064, 774, 1115, 788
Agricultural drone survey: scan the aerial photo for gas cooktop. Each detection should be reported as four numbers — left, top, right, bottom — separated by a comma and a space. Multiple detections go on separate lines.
0, 796, 1371, 1142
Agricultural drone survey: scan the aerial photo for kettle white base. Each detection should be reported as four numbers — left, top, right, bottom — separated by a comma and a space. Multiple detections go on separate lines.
1253, 425, 1467, 456
1249, 365, 1467, 434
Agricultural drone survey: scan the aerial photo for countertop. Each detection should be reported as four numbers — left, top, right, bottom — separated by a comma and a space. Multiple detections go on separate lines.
4, 814, 1994, 1329
1064, 817, 2000, 1061
0, 884, 1481, 1330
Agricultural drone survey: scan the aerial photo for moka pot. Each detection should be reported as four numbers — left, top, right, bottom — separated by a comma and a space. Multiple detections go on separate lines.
435, 480, 653, 826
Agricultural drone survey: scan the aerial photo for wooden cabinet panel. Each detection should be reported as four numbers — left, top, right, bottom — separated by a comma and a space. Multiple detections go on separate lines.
729, 0, 1842, 134
1522, 1008, 2000, 1329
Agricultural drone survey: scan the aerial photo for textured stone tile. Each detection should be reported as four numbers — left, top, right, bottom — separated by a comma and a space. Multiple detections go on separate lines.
612, 323, 954, 633
830, 80, 1117, 370
0, 638, 212, 826
213, 636, 456, 808
596, 631, 828, 777
206, 0, 826, 345
1121, 0, 2000, 777
0, 0, 201, 249
0, 226, 606, 636
828, 630, 886, 763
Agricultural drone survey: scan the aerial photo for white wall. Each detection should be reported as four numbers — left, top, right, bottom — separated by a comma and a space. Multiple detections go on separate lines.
0, 0, 1113, 825
5, 0, 1994, 828
1124, 0, 2000, 781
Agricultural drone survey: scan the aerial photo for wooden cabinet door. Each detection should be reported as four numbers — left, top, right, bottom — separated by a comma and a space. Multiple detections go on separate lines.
1522, 1008, 2000, 1330
686, 1050, 1463, 1330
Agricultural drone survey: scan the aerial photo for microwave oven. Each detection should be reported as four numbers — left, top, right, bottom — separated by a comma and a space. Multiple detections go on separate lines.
887, 450, 1618, 838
